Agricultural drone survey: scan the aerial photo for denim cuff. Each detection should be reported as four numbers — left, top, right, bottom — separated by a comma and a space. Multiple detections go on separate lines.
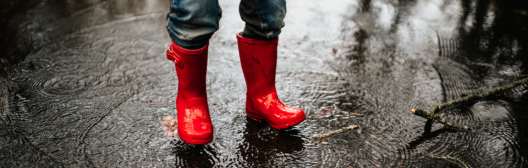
168, 29, 210, 49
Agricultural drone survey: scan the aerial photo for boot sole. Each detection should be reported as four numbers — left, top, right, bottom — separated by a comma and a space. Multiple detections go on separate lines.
179, 136, 213, 145
246, 110, 305, 130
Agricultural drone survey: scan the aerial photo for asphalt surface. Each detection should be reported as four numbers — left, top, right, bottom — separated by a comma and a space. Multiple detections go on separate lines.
1, 0, 528, 167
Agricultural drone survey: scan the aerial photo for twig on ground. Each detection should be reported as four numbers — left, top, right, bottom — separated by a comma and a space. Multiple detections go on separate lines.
312, 124, 359, 140
411, 76, 528, 128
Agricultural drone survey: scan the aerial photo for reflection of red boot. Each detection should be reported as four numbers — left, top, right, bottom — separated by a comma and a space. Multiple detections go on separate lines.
166, 42, 213, 144
236, 33, 305, 130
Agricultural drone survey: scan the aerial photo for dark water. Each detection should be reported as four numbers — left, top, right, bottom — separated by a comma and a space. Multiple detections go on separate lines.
1, 0, 527, 167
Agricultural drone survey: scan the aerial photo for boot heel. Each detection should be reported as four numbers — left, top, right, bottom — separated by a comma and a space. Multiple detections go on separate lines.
245, 103, 263, 122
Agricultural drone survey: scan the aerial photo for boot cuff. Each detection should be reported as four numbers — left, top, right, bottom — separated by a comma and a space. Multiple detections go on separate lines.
166, 42, 208, 61
169, 42, 208, 55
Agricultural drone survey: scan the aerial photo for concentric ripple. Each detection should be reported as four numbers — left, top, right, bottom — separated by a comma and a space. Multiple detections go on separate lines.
2, 0, 528, 167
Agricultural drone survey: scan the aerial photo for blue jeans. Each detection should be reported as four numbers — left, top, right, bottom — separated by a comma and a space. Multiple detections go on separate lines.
167, 0, 286, 49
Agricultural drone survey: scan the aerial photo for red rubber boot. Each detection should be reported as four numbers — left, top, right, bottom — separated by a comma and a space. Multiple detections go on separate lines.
166, 42, 213, 144
236, 33, 305, 130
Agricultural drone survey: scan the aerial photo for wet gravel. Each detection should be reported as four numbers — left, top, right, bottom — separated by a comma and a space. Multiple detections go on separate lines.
1, 0, 528, 167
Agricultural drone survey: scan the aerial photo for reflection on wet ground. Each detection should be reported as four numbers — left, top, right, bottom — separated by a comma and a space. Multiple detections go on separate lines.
1, 0, 527, 167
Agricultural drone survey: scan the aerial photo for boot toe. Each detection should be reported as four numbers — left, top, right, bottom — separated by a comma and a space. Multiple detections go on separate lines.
269, 108, 306, 130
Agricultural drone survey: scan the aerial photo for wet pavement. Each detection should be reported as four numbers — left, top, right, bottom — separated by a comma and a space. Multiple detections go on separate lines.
1, 0, 528, 167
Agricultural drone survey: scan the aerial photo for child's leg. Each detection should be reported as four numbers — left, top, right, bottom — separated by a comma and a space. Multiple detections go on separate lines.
237, 0, 305, 130
167, 0, 222, 49
164, 0, 221, 144
239, 0, 286, 40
